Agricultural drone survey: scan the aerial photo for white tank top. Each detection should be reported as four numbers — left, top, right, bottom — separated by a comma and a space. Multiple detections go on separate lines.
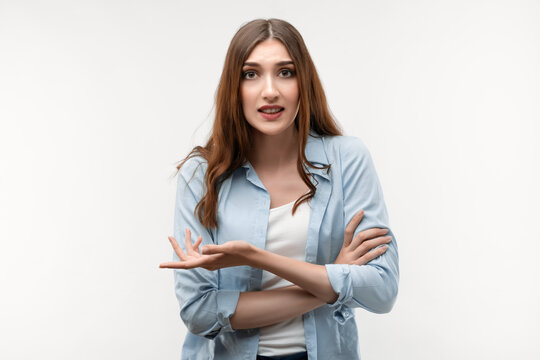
257, 198, 311, 357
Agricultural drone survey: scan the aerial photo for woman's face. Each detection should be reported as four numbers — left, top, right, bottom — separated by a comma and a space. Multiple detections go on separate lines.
240, 39, 300, 137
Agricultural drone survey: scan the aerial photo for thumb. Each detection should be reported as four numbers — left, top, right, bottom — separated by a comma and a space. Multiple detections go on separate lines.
201, 244, 221, 255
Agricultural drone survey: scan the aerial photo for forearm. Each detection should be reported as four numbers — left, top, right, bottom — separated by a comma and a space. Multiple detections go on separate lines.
247, 248, 339, 304
230, 285, 324, 329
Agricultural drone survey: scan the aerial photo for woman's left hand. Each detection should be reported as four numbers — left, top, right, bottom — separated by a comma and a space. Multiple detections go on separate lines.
159, 228, 255, 271
334, 210, 391, 265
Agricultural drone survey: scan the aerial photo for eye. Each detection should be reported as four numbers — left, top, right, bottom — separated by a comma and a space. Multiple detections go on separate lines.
279, 69, 295, 78
242, 71, 257, 80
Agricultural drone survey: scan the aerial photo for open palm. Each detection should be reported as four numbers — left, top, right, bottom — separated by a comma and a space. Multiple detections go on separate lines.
159, 228, 254, 271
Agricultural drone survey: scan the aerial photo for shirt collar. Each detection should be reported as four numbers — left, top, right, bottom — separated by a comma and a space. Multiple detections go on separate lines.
304, 130, 331, 180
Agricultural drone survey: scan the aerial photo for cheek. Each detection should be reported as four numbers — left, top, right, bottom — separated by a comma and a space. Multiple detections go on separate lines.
240, 86, 255, 107
239, 88, 255, 122
284, 82, 299, 102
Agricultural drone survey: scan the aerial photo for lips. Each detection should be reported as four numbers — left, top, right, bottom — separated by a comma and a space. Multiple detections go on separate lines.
258, 105, 285, 112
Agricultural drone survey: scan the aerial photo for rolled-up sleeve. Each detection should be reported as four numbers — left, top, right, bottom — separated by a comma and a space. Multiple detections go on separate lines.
325, 137, 399, 315
172, 158, 240, 339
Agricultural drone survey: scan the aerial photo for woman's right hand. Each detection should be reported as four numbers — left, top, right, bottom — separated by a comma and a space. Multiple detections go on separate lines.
159, 228, 257, 271
334, 210, 392, 265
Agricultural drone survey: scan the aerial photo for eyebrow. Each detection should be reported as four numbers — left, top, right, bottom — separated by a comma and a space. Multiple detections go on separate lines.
242, 60, 295, 67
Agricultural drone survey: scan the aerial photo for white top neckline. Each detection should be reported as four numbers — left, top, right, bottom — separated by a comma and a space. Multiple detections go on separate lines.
269, 199, 296, 212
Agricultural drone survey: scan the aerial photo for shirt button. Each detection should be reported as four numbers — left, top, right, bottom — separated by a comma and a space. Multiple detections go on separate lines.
343, 311, 350, 317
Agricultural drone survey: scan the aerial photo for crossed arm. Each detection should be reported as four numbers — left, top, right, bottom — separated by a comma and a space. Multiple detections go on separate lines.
160, 209, 391, 330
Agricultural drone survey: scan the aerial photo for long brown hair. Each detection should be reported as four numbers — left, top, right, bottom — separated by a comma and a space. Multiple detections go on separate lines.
177, 18, 342, 229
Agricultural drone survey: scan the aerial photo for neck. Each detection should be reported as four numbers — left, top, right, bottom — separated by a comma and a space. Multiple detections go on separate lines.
248, 126, 300, 170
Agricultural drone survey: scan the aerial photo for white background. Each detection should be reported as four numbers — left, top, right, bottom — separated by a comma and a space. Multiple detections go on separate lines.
1, 1, 539, 359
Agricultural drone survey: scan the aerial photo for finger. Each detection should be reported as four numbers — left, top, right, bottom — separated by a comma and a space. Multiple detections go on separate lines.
201, 244, 223, 255
159, 261, 186, 269
184, 228, 194, 253
161, 252, 219, 268
344, 210, 364, 246
350, 227, 389, 249
192, 235, 203, 254
169, 236, 187, 261
161, 253, 224, 269
353, 235, 392, 257
159, 259, 202, 269
353, 245, 388, 266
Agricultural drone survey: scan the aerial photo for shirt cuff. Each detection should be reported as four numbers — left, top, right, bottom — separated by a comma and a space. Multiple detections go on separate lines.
325, 264, 354, 324
216, 289, 241, 333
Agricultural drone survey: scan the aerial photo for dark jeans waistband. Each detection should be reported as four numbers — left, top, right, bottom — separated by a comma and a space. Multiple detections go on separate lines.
256, 351, 308, 360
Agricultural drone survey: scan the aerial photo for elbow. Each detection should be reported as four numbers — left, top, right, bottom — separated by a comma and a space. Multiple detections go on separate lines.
371, 275, 399, 314
178, 289, 240, 339
367, 257, 400, 314
373, 280, 398, 314
179, 295, 222, 339
352, 270, 399, 314
180, 305, 221, 339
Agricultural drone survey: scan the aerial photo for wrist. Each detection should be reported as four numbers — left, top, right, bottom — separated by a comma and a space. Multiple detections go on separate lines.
246, 245, 265, 268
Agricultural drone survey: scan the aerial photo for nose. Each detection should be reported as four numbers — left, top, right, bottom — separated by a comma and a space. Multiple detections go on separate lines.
261, 74, 279, 101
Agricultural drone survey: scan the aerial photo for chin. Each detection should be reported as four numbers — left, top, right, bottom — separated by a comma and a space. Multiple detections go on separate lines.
250, 122, 296, 137
247, 112, 297, 136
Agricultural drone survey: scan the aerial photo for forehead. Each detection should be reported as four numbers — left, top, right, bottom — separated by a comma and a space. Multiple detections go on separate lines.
244, 39, 293, 64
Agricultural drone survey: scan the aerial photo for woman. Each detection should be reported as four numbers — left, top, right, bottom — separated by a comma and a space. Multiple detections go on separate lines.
160, 18, 399, 360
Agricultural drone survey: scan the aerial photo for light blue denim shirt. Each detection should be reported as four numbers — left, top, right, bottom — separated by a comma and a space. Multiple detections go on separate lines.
171, 130, 399, 359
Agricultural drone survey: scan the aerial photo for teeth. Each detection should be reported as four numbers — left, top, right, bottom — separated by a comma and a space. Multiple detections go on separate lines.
261, 108, 283, 114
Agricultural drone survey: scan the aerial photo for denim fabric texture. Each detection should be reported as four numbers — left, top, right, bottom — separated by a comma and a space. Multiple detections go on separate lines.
172, 130, 399, 359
